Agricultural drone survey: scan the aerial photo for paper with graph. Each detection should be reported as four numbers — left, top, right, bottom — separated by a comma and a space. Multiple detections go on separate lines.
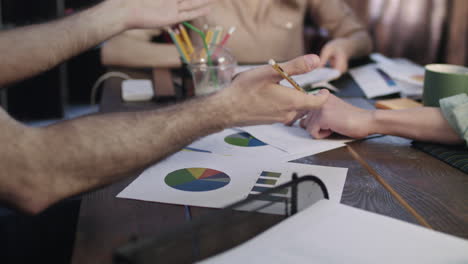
117, 151, 270, 208
186, 128, 288, 160
117, 151, 347, 209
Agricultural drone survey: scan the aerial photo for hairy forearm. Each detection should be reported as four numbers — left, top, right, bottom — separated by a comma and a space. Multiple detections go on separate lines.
0, 0, 128, 86
371, 108, 463, 144
101, 36, 181, 68
1, 94, 230, 213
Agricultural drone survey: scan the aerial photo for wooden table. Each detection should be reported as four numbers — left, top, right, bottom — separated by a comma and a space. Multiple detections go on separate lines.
71, 74, 468, 264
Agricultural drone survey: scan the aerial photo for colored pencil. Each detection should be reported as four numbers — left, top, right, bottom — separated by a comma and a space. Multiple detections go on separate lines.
178, 24, 194, 55
167, 27, 189, 63
211, 26, 222, 45
205, 29, 214, 46
215, 27, 224, 44
212, 26, 236, 57
174, 29, 190, 63
219, 26, 236, 47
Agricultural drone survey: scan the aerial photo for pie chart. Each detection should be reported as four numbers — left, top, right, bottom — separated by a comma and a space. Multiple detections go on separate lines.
165, 168, 231, 192
224, 132, 266, 147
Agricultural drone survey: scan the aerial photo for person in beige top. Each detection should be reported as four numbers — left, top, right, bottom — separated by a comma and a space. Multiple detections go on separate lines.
102, 0, 372, 73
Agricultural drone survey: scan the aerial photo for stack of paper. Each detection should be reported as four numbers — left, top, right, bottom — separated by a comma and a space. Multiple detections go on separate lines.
200, 199, 468, 263
350, 54, 425, 99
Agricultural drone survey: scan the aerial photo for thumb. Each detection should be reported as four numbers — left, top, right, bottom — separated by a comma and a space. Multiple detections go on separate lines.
319, 46, 333, 68
272, 54, 321, 82
303, 89, 329, 109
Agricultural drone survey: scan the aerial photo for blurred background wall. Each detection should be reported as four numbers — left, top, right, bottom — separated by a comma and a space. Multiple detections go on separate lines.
344, 0, 468, 66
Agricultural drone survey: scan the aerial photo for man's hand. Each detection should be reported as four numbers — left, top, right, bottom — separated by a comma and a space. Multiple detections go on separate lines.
118, 0, 218, 29
319, 38, 351, 73
300, 93, 375, 139
216, 55, 330, 127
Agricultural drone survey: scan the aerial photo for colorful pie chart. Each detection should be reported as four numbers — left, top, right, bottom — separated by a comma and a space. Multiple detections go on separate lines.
224, 132, 266, 147
165, 168, 230, 192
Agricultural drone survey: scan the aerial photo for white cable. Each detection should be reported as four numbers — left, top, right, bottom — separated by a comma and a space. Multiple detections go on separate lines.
90, 72, 131, 105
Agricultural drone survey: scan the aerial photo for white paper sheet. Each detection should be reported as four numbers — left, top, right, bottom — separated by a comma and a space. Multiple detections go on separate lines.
200, 200, 468, 264
249, 163, 347, 202
117, 152, 348, 209
349, 63, 401, 98
117, 151, 271, 208
187, 128, 288, 160
279, 67, 341, 89
240, 123, 347, 156
372, 53, 425, 87
238, 163, 347, 214
235, 65, 341, 88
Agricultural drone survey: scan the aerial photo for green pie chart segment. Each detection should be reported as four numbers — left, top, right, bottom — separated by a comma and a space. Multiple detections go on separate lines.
224, 132, 267, 147
165, 168, 230, 192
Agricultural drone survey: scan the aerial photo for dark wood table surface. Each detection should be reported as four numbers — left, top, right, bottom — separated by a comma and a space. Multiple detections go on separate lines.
71, 74, 468, 264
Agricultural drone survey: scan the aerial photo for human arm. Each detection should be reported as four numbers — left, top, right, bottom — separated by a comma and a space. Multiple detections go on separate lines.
309, 0, 373, 72
300, 92, 464, 145
101, 29, 182, 68
0, 0, 216, 87
0, 54, 329, 214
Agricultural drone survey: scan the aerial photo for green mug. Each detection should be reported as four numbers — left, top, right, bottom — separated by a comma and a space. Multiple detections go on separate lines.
423, 64, 468, 107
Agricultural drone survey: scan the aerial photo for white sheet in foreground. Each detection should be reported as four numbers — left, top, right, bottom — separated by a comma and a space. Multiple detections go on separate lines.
240, 123, 347, 156
200, 200, 468, 264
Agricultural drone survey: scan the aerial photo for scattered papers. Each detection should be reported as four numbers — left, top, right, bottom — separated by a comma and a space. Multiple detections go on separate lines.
370, 53, 425, 98
240, 123, 348, 157
350, 54, 426, 99
200, 199, 468, 264
117, 152, 348, 209
349, 63, 401, 98
372, 53, 425, 86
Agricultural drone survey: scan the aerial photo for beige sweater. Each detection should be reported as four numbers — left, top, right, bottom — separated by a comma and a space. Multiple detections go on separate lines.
191, 0, 368, 64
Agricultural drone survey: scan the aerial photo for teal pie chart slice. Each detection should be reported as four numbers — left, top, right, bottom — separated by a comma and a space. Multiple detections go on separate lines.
224, 132, 266, 147
165, 168, 230, 192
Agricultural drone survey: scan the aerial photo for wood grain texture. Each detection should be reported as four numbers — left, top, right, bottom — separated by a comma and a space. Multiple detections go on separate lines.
347, 145, 433, 228
350, 136, 468, 239
71, 173, 187, 264
296, 146, 419, 224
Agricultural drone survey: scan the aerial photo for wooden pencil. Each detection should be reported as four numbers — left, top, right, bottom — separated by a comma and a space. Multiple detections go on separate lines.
269, 59, 305, 93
